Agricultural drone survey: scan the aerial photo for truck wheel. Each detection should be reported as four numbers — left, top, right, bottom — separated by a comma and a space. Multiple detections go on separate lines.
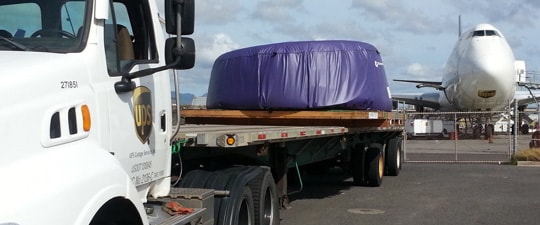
350, 144, 366, 186
385, 138, 402, 176
365, 143, 383, 187
249, 169, 280, 225
179, 166, 261, 225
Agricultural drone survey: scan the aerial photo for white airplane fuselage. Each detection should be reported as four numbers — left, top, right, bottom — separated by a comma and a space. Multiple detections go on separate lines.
439, 24, 516, 111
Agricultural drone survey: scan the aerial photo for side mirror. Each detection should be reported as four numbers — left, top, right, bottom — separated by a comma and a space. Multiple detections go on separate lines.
166, 37, 195, 70
165, 0, 194, 35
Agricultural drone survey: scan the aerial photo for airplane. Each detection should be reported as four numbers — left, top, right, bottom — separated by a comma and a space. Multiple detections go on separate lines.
392, 23, 538, 112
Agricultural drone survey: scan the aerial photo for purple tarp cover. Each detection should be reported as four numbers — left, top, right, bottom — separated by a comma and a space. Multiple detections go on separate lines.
206, 40, 392, 111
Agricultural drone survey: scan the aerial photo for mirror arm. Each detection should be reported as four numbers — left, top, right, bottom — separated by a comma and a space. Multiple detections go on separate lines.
129, 56, 181, 79
114, 57, 182, 93
175, 0, 183, 43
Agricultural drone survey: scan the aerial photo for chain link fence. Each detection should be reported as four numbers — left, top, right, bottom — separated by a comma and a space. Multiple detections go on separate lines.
403, 110, 522, 163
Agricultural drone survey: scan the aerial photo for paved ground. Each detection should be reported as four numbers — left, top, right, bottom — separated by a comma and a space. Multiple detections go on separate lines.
404, 134, 532, 162
280, 134, 540, 225
279, 163, 540, 225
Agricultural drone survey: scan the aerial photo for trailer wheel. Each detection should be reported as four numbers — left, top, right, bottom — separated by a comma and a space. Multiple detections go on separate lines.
385, 138, 402, 176
350, 144, 366, 186
237, 186, 255, 225
249, 169, 280, 225
365, 143, 383, 187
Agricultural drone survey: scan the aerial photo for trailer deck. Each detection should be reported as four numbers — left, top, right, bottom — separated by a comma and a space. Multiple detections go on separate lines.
180, 109, 404, 128
177, 109, 404, 147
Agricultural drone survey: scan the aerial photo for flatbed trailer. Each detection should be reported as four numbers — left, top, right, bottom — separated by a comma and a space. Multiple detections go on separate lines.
174, 109, 405, 211
177, 110, 403, 146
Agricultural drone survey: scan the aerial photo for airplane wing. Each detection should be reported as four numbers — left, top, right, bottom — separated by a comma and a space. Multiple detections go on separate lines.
392, 92, 441, 110
393, 79, 444, 90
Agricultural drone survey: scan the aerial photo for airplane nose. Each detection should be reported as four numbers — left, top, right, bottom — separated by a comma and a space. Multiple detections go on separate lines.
472, 58, 506, 87
459, 41, 515, 92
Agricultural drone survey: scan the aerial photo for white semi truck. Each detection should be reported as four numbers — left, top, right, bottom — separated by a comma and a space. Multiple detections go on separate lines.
0, 0, 404, 224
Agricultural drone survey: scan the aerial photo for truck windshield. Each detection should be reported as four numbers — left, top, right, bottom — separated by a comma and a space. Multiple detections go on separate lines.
0, 0, 88, 52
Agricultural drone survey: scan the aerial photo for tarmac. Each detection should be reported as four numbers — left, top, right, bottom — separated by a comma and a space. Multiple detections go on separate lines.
280, 164, 540, 225
279, 134, 540, 225
404, 134, 532, 163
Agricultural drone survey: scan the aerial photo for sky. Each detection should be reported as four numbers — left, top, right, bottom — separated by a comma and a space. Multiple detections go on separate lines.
178, 0, 540, 96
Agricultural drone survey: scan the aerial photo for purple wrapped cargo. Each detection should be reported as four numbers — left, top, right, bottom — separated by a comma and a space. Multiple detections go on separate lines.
206, 40, 392, 111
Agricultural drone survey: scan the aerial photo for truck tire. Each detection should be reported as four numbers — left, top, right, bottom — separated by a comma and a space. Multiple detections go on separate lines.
249, 169, 279, 225
385, 138, 402, 176
365, 143, 384, 187
179, 166, 261, 225
350, 144, 366, 186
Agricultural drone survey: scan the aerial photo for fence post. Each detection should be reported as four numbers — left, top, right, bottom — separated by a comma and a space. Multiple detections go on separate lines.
454, 112, 458, 161
514, 100, 518, 159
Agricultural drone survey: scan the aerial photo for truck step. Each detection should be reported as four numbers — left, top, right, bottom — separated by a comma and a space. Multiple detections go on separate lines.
147, 188, 215, 225
151, 207, 206, 225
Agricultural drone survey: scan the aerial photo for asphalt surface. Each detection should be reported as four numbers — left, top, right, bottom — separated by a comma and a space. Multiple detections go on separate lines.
403, 134, 537, 163
279, 162, 540, 225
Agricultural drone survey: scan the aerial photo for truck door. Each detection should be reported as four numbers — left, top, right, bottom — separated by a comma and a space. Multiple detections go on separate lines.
103, 0, 170, 188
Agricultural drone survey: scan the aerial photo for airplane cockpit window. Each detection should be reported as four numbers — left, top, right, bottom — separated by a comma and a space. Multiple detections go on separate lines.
472, 30, 500, 37
485, 30, 498, 36
473, 30, 484, 36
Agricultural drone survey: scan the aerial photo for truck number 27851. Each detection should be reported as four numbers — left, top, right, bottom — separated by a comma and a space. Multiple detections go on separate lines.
60, 81, 79, 89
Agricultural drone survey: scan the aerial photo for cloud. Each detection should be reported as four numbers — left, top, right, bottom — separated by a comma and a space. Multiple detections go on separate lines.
178, 70, 210, 96
311, 21, 377, 41
178, 33, 241, 96
350, 0, 448, 34
251, 0, 304, 22
197, 33, 240, 68
406, 63, 441, 81
447, 0, 540, 28
351, 0, 398, 16
407, 63, 427, 75
195, 0, 244, 25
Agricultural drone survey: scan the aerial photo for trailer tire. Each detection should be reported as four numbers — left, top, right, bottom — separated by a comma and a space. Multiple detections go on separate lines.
385, 138, 402, 176
236, 186, 255, 225
350, 144, 366, 186
366, 143, 383, 187
249, 169, 280, 225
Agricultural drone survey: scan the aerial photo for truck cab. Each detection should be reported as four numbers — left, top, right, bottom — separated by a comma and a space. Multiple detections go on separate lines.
0, 0, 194, 224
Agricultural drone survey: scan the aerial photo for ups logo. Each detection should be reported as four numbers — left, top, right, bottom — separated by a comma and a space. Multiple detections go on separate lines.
133, 86, 152, 144
478, 90, 496, 99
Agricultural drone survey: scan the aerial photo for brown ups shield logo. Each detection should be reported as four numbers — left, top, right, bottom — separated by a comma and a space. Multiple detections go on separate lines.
478, 90, 496, 99
133, 86, 152, 144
